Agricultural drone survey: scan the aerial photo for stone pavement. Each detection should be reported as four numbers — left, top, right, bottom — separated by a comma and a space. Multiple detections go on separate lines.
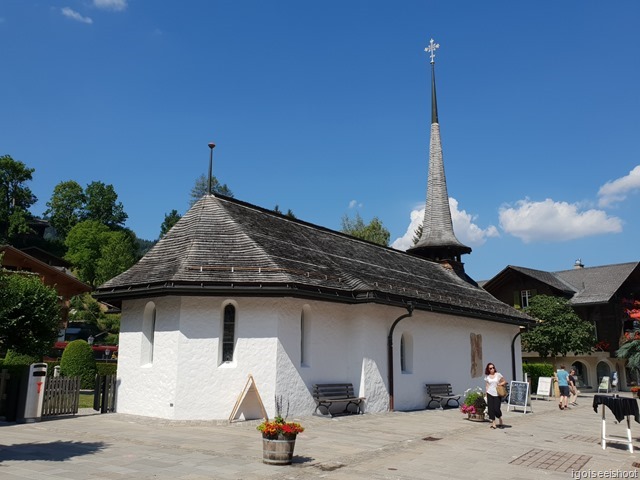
1, 392, 640, 479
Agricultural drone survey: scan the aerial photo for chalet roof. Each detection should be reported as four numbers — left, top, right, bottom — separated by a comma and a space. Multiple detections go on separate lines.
508, 266, 577, 294
555, 263, 640, 305
0, 245, 91, 298
484, 262, 640, 306
94, 195, 532, 326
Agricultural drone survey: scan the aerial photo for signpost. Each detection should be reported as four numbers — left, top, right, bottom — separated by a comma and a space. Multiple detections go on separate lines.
507, 380, 532, 413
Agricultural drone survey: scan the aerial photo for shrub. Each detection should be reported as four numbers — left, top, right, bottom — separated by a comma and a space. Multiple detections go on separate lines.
523, 362, 555, 392
96, 362, 117, 376
3, 350, 40, 366
60, 340, 97, 389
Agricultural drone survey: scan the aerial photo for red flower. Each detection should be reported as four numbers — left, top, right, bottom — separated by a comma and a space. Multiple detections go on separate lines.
257, 416, 305, 439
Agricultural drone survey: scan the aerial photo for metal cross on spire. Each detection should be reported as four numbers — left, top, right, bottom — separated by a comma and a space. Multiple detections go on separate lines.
425, 38, 439, 64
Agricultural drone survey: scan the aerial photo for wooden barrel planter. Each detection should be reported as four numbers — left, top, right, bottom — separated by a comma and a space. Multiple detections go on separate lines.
467, 413, 486, 422
262, 436, 297, 465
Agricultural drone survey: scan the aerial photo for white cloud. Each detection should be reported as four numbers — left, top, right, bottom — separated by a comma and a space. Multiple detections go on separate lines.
61, 8, 93, 24
498, 198, 622, 243
93, 0, 128, 11
348, 200, 363, 209
391, 198, 498, 251
597, 165, 640, 207
450, 198, 500, 245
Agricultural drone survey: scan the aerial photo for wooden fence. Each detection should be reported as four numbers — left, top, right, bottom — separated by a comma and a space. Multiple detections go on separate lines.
42, 376, 81, 417
0, 369, 9, 417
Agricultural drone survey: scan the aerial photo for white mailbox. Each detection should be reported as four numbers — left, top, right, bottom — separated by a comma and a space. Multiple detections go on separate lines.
23, 363, 47, 422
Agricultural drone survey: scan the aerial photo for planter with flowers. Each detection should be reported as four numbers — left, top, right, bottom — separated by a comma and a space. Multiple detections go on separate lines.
460, 387, 487, 422
631, 386, 640, 398
257, 416, 305, 465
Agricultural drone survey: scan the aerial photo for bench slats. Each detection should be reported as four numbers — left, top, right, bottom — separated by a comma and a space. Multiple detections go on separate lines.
313, 383, 365, 417
425, 383, 461, 409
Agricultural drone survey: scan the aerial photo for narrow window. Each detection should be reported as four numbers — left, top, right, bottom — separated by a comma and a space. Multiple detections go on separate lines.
520, 290, 532, 308
222, 304, 235, 362
142, 302, 156, 366
400, 333, 413, 373
300, 306, 310, 366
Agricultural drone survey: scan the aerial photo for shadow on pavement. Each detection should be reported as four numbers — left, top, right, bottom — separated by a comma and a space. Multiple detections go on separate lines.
0, 440, 107, 462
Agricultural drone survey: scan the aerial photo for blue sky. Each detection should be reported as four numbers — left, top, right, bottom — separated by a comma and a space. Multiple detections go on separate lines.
2, 1, 639, 281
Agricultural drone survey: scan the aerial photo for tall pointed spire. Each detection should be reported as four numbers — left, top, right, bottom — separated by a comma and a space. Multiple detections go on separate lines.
407, 39, 472, 267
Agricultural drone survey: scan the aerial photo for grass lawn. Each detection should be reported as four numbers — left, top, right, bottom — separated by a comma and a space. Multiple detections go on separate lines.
79, 392, 94, 409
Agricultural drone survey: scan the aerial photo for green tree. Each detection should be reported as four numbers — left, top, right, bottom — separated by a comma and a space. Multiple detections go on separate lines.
189, 174, 233, 207
65, 221, 138, 287
273, 205, 297, 219
69, 293, 120, 342
44, 180, 86, 240
617, 340, 640, 380
412, 223, 423, 245
0, 155, 37, 241
83, 181, 128, 228
340, 212, 390, 246
521, 295, 597, 359
0, 271, 61, 357
64, 220, 111, 287
160, 209, 182, 238
95, 229, 138, 285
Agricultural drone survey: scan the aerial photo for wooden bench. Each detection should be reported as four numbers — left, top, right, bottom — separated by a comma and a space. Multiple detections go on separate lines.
425, 383, 461, 409
312, 383, 365, 417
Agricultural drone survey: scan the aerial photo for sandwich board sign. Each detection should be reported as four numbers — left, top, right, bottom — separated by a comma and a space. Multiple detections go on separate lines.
507, 380, 532, 413
536, 377, 553, 400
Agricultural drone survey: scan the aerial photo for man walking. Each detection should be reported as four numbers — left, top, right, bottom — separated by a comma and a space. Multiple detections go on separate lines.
556, 365, 570, 410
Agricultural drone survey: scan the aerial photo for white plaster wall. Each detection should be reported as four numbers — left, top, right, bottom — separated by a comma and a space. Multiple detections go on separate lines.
391, 311, 521, 410
117, 294, 524, 420
116, 296, 181, 418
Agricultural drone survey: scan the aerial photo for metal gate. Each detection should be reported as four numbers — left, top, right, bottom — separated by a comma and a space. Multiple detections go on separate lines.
93, 374, 117, 413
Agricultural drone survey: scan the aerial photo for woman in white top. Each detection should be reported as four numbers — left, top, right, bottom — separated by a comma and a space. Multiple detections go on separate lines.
485, 362, 507, 429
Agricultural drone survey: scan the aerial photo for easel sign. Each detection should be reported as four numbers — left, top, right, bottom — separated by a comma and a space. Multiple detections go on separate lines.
536, 377, 553, 401
229, 374, 268, 422
507, 380, 532, 413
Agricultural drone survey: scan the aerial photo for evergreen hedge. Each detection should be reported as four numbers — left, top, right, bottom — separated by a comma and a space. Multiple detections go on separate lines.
60, 340, 97, 389
523, 362, 555, 392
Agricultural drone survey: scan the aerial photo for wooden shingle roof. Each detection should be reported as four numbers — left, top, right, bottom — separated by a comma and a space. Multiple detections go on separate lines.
483, 262, 640, 307
94, 195, 532, 325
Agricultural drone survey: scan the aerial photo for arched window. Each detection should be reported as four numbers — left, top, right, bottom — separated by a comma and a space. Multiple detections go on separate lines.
221, 304, 236, 363
400, 333, 413, 374
141, 302, 156, 366
571, 361, 589, 388
597, 361, 611, 387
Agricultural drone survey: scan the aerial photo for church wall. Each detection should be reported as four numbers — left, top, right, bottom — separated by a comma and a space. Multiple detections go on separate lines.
116, 296, 181, 419
116, 294, 524, 420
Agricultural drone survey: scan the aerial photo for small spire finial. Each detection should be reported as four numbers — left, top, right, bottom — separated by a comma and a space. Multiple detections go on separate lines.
207, 141, 216, 196
425, 38, 439, 64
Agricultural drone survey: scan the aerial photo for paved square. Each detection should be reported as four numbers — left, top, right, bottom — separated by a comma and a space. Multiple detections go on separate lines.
510, 448, 591, 472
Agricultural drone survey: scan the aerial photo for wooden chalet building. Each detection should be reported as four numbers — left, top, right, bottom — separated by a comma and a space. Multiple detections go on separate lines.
482, 260, 640, 390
